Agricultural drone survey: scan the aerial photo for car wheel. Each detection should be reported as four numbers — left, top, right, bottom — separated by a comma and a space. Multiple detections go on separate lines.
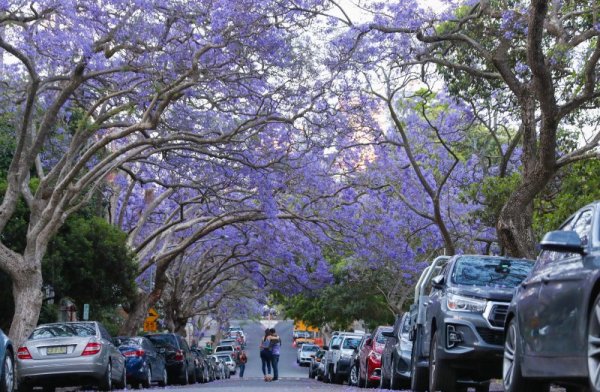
141, 366, 151, 389
158, 368, 167, 387
411, 340, 428, 392
429, 331, 456, 392
179, 364, 189, 385
0, 350, 14, 392
379, 358, 390, 389
189, 364, 197, 384
348, 364, 359, 386
117, 366, 126, 389
589, 295, 600, 392
99, 361, 113, 391
504, 318, 549, 392
390, 355, 409, 390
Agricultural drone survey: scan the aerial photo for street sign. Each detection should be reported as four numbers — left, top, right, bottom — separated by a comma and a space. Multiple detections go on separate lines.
143, 308, 159, 332
147, 308, 158, 321
143, 320, 157, 332
83, 304, 89, 321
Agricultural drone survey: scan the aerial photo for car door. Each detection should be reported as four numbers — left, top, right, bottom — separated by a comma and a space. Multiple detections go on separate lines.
143, 338, 160, 380
394, 313, 412, 376
98, 323, 124, 379
535, 208, 594, 356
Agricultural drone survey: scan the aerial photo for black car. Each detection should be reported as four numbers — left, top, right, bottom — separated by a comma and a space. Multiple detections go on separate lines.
503, 201, 600, 392
145, 333, 196, 385
190, 348, 210, 383
381, 313, 412, 390
420, 254, 534, 392
347, 335, 370, 386
308, 349, 326, 380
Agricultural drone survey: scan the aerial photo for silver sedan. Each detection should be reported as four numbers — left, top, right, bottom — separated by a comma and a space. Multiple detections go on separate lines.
16, 321, 126, 391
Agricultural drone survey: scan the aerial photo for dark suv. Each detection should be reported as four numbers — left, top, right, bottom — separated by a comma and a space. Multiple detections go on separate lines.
503, 201, 600, 392
422, 255, 533, 392
146, 333, 196, 385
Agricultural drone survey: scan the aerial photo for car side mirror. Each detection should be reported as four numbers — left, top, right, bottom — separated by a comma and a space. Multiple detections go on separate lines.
381, 331, 394, 338
322, 345, 329, 350
432, 275, 445, 289
365, 338, 373, 346
540, 230, 585, 254
331, 345, 340, 350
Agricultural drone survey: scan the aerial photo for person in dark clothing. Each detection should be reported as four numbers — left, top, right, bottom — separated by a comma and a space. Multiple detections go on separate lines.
259, 328, 273, 381
268, 328, 281, 381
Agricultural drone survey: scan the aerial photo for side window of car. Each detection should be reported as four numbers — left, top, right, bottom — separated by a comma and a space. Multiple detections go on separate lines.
536, 214, 578, 268
97, 323, 111, 341
401, 315, 411, 334
572, 209, 593, 246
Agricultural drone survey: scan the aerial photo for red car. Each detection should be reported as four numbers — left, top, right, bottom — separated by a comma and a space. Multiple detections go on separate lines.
358, 326, 392, 388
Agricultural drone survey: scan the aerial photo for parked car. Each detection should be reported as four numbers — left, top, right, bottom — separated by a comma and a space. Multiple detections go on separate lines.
412, 254, 534, 392
214, 344, 238, 362
322, 331, 364, 383
0, 328, 15, 392
503, 201, 600, 392
209, 355, 227, 379
190, 347, 210, 383
215, 354, 236, 375
308, 349, 326, 380
297, 344, 319, 366
380, 313, 412, 390
206, 355, 218, 381
327, 333, 363, 384
145, 333, 196, 385
16, 321, 126, 391
117, 336, 167, 388
348, 335, 370, 386
357, 325, 392, 387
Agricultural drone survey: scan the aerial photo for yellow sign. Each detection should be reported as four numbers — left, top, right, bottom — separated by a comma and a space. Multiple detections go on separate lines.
143, 320, 157, 332
147, 308, 159, 321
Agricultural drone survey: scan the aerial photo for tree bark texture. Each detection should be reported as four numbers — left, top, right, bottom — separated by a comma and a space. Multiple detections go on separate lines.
9, 263, 43, 346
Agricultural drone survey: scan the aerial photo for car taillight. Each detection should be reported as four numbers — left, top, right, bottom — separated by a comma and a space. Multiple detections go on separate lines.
82, 342, 102, 356
123, 349, 145, 358
17, 347, 32, 360
174, 350, 184, 361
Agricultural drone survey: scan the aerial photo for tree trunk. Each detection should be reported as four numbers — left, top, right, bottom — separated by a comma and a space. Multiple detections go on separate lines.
9, 264, 43, 346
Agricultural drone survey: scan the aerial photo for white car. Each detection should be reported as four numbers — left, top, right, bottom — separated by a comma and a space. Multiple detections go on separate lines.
214, 354, 236, 375
297, 344, 319, 366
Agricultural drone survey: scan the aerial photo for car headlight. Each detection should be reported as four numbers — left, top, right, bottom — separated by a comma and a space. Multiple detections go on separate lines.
446, 293, 486, 313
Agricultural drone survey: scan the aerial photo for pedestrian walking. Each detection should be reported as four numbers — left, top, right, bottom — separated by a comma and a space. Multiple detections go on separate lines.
238, 350, 248, 378
268, 328, 281, 381
259, 328, 273, 381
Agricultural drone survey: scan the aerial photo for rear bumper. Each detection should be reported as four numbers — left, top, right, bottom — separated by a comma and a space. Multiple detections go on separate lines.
17, 355, 106, 386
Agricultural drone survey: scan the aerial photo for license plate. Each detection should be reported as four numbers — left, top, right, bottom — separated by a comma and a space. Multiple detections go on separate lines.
47, 346, 67, 355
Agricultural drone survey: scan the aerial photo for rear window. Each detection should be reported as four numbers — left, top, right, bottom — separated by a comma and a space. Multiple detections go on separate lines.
118, 337, 143, 346
215, 346, 233, 352
451, 256, 533, 288
146, 334, 177, 348
30, 323, 96, 340
342, 337, 361, 349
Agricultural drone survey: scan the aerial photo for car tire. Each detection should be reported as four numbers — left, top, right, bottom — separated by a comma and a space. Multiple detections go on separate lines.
429, 331, 456, 392
179, 364, 189, 385
141, 366, 151, 389
589, 294, 600, 392
390, 355, 409, 390
158, 368, 167, 387
0, 350, 14, 392
411, 340, 428, 392
379, 358, 390, 389
116, 366, 126, 389
99, 361, 113, 391
189, 363, 197, 384
348, 364, 359, 386
503, 318, 549, 392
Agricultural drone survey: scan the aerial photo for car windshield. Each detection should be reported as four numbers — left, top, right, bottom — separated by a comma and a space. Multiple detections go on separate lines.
146, 334, 177, 348
216, 346, 233, 352
342, 338, 361, 349
303, 345, 319, 352
451, 256, 533, 288
30, 323, 96, 340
